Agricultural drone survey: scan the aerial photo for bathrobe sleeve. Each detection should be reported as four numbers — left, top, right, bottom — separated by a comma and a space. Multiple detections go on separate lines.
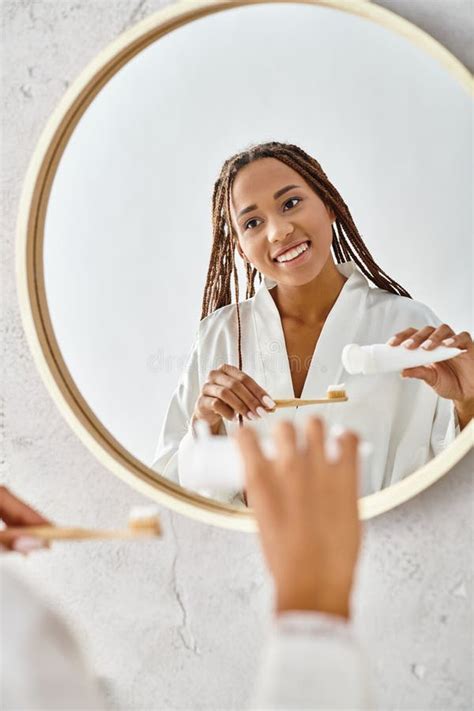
151, 333, 201, 484
1, 568, 104, 710
430, 397, 460, 457
151, 331, 246, 506
375, 295, 463, 487
412, 305, 461, 457
418, 304, 462, 456
250, 611, 372, 710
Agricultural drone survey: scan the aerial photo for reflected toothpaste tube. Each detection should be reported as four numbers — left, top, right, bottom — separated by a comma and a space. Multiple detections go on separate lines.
342, 342, 465, 375
183, 422, 373, 493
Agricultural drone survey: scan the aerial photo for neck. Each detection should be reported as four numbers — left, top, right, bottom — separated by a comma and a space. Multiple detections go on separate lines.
270, 256, 347, 325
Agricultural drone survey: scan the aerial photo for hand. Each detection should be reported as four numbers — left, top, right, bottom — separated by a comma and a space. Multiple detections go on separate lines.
193, 364, 275, 434
0, 486, 51, 553
388, 325, 474, 410
235, 418, 361, 620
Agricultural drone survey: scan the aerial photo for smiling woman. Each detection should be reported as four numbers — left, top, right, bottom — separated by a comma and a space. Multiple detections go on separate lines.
152, 141, 473, 503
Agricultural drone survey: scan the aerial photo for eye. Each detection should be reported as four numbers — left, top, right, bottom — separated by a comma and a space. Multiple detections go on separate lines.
244, 217, 262, 231
283, 197, 301, 211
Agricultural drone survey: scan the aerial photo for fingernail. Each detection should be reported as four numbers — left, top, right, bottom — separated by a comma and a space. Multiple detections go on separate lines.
401, 338, 415, 348
387, 336, 397, 346
420, 339, 432, 350
256, 406, 268, 419
329, 424, 346, 438
442, 337, 455, 346
13, 536, 46, 554
325, 437, 341, 463
247, 412, 257, 421
262, 395, 276, 409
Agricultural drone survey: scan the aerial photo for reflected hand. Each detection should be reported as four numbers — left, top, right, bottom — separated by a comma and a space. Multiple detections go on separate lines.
388, 325, 474, 407
192, 364, 275, 434
235, 418, 360, 619
0, 486, 51, 553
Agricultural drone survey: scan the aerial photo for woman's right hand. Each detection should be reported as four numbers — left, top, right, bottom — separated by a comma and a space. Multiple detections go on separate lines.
192, 363, 276, 433
235, 418, 361, 619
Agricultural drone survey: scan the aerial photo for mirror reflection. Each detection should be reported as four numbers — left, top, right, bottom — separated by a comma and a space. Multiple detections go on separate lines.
152, 142, 472, 505
42, 3, 473, 507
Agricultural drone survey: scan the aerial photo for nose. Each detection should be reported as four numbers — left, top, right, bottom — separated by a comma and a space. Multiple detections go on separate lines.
267, 215, 294, 243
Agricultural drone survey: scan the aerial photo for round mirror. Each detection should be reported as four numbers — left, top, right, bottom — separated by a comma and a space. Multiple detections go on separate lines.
17, 0, 473, 529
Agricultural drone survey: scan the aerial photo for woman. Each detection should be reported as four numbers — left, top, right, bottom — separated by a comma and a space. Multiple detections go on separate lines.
152, 142, 473, 503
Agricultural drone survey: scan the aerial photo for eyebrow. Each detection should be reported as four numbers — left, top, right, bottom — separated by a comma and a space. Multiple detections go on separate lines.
236, 184, 302, 220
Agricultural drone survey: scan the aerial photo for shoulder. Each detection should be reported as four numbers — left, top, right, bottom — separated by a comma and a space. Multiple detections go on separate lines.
197, 297, 254, 339
365, 284, 443, 329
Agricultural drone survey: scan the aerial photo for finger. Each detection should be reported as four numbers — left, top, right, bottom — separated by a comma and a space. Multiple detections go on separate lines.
337, 431, 359, 469
234, 428, 280, 514
272, 420, 298, 463
386, 327, 418, 346
333, 431, 360, 504
418, 324, 456, 351
210, 372, 268, 419
0, 486, 50, 527
234, 427, 268, 481
197, 394, 235, 422
441, 331, 473, 351
0, 530, 48, 553
0, 529, 20, 550
397, 326, 438, 350
401, 364, 439, 387
203, 381, 254, 420
304, 416, 325, 464
219, 364, 276, 411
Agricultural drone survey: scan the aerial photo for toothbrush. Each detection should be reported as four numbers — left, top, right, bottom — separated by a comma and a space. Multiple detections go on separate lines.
272, 384, 348, 410
4, 505, 162, 542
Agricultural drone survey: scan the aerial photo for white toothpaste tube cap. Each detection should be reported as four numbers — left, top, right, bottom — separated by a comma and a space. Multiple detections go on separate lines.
342, 344, 371, 374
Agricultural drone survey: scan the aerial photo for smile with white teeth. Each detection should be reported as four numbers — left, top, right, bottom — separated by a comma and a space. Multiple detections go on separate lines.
275, 241, 310, 263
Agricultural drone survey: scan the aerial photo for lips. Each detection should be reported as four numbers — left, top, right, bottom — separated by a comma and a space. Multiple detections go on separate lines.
272, 240, 311, 262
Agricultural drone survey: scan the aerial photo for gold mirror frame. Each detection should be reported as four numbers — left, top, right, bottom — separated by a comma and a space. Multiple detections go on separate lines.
16, 0, 473, 530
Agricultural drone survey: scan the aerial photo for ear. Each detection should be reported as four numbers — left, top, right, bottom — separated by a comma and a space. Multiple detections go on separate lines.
326, 204, 336, 224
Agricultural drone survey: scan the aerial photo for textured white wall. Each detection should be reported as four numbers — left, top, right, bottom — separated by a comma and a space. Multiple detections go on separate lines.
1, 2, 473, 710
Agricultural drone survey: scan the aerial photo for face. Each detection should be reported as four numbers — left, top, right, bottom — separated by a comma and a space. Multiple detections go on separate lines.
230, 157, 335, 286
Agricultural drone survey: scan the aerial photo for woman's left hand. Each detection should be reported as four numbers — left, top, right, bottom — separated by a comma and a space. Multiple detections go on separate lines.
388, 325, 474, 406
0, 486, 51, 553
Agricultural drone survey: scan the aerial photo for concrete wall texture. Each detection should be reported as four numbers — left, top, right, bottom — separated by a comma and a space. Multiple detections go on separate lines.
2, 1, 473, 709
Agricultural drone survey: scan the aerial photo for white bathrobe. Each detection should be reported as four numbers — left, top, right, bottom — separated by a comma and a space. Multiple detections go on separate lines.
152, 261, 457, 502
1, 568, 371, 710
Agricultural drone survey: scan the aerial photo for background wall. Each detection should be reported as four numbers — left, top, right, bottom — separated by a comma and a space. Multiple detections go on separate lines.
1, 1, 473, 710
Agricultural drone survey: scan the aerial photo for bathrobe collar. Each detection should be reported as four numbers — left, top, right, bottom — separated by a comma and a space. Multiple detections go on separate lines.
252, 261, 369, 399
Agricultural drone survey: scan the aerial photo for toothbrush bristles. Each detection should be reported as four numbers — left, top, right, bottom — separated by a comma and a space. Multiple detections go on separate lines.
326, 383, 346, 400
128, 506, 161, 535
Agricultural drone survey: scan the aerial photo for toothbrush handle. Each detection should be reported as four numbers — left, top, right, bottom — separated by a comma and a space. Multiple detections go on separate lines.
4, 525, 160, 541
274, 397, 348, 409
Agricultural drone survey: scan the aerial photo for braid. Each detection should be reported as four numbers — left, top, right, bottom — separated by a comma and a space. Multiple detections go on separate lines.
261, 144, 410, 297
224, 188, 243, 370
200, 142, 411, 409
